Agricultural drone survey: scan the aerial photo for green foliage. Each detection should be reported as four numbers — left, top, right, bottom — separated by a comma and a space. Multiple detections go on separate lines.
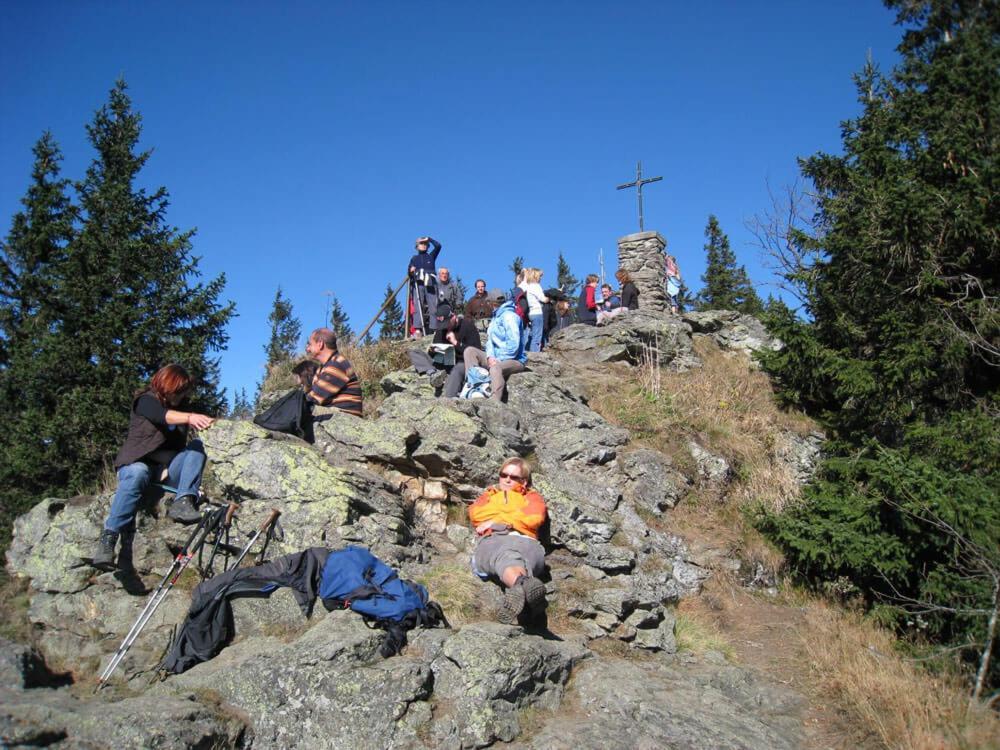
263, 286, 301, 368
454, 275, 469, 314
0, 79, 234, 544
556, 251, 579, 297
695, 215, 762, 314
758, 1, 1000, 689
328, 295, 352, 344
229, 388, 254, 419
508, 256, 524, 278
377, 282, 404, 340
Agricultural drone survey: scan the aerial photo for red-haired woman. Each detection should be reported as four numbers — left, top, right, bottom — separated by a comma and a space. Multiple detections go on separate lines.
92, 364, 216, 572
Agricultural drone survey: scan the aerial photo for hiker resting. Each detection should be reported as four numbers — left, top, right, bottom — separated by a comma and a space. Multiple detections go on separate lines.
469, 458, 548, 624
305, 327, 363, 417
92, 364, 215, 573
462, 290, 527, 402
407, 301, 482, 397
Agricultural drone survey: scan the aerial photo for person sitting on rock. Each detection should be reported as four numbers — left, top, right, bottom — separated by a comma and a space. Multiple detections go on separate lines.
577, 274, 599, 326
596, 283, 622, 325
92, 364, 215, 573
617, 269, 639, 311
407, 302, 482, 397
462, 290, 526, 402
469, 458, 548, 624
305, 327, 363, 417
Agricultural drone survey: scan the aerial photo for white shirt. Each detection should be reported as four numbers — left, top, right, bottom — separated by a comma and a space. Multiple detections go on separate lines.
520, 281, 547, 315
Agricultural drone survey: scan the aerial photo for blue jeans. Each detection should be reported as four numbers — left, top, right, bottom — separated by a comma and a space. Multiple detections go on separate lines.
104, 440, 206, 532
527, 314, 544, 352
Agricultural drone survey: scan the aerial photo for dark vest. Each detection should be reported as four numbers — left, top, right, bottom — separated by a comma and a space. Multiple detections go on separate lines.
114, 392, 187, 470
577, 286, 597, 325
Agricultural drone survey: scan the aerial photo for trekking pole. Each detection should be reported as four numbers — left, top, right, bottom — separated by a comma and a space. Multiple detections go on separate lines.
411, 276, 426, 337
356, 275, 408, 343
94, 504, 229, 692
230, 508, 281, 570
202, 501, 240, 577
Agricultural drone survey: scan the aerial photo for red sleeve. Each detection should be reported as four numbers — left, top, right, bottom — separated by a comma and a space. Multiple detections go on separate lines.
585, 286, 596, 310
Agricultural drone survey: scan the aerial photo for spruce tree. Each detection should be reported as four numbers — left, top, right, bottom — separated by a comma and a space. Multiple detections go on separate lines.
758, 0, 999, 687
695, 215, 762, 314
328, 295, 352, 344
263, 286, 301, 367
454, 275, 469, 314
509, 256, 524, 277
378, 283, 405, 340
34, 79, 233, 497
229, 388, 254, 419
0, 133, 77, 540
556, 251, 579, 296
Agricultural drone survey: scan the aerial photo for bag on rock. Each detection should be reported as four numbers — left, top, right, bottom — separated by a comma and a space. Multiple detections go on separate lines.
253, 388, 314, 442
319, 546, 448, 656
460, 366, 492, 400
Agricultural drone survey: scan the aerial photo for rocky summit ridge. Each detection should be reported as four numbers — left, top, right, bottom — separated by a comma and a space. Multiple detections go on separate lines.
2, 309, 822, 750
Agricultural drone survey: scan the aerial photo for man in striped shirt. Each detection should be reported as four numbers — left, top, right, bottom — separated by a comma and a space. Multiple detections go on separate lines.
305, 328, 363, 417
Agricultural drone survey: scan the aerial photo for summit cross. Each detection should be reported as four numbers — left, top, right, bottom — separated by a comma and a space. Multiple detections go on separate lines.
616, 161, 663, 232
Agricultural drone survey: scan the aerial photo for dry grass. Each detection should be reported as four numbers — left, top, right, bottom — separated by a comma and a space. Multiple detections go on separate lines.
0, 569, 34, 644
588, 336, 816, 516
261, 339, 412, 417
674, 600, 736, 660
799, 598, 1000, 750
416, 561, 489, 627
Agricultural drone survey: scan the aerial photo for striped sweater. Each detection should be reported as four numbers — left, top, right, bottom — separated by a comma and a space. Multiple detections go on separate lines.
307, 352, 363, 417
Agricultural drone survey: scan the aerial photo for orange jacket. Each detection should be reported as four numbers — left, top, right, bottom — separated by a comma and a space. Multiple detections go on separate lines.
468, 484, 547, 539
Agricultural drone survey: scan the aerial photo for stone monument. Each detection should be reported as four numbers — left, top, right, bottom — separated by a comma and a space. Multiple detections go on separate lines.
617, 230, 668, 313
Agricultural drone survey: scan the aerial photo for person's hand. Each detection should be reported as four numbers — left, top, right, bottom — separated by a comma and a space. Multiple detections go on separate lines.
445, 332, 458, 345
417, 236, 430, 244
475, 521, 495, 536
409, 265, 416, 274
187, 413, 215, 431
487, 356, 499, 367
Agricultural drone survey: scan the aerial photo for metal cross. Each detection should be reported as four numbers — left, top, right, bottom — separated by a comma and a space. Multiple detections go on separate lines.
616, 161, 663, 232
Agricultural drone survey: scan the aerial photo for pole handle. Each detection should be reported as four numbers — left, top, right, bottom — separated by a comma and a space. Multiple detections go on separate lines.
260, 508, 281, 531
225, 501, 239, 526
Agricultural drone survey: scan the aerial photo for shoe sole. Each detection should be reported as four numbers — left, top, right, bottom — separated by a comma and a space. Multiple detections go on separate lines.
497, 584, 527, 624
521, 577, 547, 612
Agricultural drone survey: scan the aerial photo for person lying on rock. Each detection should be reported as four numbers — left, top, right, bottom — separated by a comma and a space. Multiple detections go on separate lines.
304, 327, 363, 417
462, 290, 527, 402
407, 302, 482, 397
469, 457, 548, 624
92, 364, 216, 572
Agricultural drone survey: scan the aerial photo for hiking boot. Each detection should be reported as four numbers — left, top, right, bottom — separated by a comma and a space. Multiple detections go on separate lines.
167, 494, 201, 524
92, 529, 119, 572
521, 576, 547, 613
117, 529, 136, 572
497, 582, 526, 624
428, 369, 448, 389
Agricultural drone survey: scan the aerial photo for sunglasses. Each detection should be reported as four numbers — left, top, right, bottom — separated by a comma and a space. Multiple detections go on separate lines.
498, 471, 524, 481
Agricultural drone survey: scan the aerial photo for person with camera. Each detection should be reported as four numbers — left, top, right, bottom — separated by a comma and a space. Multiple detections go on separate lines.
407, 236, 442, 335
407, 302, 482, 397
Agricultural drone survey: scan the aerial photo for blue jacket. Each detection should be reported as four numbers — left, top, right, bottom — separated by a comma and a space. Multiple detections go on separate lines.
486, 302, 526, 364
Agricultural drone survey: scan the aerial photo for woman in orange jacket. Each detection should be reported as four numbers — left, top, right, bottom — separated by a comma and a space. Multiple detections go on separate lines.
468, 457, 548, 624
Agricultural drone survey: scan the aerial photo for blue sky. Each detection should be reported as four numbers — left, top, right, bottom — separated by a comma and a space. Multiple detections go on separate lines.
1, 1, 902, 403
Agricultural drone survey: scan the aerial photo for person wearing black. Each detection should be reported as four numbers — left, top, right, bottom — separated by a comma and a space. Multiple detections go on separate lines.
407, 302, 482, 397
92, 364, 215, 572
407, 236, 442, 335
617, 269, 640, 311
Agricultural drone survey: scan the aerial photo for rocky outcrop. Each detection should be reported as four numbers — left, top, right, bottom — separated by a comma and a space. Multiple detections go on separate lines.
2, 306, 815, 749
683, 309, 781, 355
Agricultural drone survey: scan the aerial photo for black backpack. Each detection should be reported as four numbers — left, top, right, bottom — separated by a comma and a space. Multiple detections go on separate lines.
253, 389, 314, 443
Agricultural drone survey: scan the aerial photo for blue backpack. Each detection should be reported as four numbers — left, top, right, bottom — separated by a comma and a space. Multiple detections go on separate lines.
460, 366, 492, 399
318, 546, 447, 656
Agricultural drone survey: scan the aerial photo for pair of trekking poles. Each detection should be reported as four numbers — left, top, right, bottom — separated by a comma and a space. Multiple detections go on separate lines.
95, 503, 281, 691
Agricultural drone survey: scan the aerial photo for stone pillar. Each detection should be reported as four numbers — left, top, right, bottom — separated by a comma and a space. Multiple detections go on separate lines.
617, 231, 667, 313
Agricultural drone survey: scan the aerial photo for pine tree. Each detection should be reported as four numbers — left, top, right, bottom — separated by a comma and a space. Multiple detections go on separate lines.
556, 251, 579, 296
378, 283, 405, 340
758, 0, 1000, 688
12, 79, 234, 503
229, 388, 254, 419
0, 133, 77, 540
695, 215, 762, 314
263, 286, 301, 367
328, 295, 352, 344
454, 275, 469, 314
509, 256, 524, 277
